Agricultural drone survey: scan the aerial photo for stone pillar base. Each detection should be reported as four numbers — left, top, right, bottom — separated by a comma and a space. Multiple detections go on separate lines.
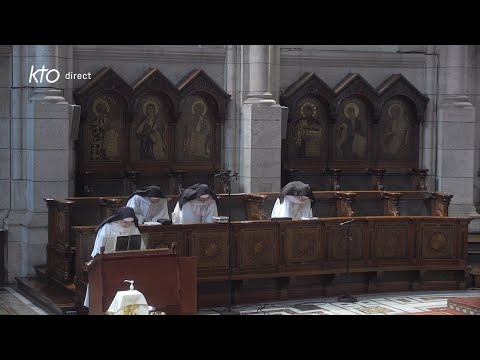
4, 211, 48, 282
239, 103, 284, 193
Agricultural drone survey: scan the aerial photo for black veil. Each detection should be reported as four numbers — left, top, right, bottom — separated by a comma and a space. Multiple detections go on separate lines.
176, 183, 218, 210
127, 185, 166, 201
279, 181, 315, 206
95, 206, 139, 233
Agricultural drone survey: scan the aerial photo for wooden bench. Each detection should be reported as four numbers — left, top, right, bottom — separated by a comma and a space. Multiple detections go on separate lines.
73, 215, 471, 308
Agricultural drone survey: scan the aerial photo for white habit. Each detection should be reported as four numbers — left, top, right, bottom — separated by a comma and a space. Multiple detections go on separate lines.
171, 198, 218, 224
126, 195, 169, 224
84, 222, 142, 308
271, 195, 312, 219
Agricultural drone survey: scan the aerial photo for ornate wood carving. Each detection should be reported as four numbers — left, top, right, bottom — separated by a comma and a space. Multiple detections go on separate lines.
430, 192, 453, 216
325, 221, 365, 262
368, 168, 386, 191
327, 168, 342, 191
246, 195, 268, 220
122, 170, 141, 192
235, 225, 278, 271
45, 199, 75, 284
373, 223, 409, 259
410, 168, 429, 191
335, 192, 357, 217
283, 223, 322, 266
74, 68, 230, 196
190, 228, 229, 272
382, 192, 402, 216
377, 74, 429, 122
418, 223, 455, 259
70, 216, 471, 308
280, 73, 429, 189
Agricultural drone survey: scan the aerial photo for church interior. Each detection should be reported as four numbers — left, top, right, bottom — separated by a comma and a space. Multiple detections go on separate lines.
1, 45, 480, 315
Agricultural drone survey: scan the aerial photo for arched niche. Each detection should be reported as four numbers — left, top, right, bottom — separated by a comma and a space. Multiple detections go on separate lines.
281, 73, 335, 170
376, 74, 428, 169
175, 70, 231, 183
130, 69, 178, 165
281, 72, 429, 191
331, 74, 378, 169
74, 68, 132, 174
73, 68, 231, 196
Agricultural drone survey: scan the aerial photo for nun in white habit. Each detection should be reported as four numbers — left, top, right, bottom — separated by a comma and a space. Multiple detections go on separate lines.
271, 181, 315, 219
84, 207, 142, 308
126, 185, 169, 224
172, 184, 219, 224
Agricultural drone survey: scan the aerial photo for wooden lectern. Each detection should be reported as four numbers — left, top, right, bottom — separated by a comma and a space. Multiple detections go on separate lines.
86, 247, 197, 315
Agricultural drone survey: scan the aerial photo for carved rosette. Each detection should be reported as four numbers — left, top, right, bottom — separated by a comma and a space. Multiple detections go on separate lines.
193, 231, 229, 270
420, 225, 454, 258
292, 237, 315, 259
429, 232, 447, 252
246, 239, 266, 261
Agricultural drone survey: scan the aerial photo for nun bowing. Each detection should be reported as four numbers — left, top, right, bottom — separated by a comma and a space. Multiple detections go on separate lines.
172, 184, 219, 224
271, 181, 315, 219
126, 185, 169, 224
84, 206, 142, 308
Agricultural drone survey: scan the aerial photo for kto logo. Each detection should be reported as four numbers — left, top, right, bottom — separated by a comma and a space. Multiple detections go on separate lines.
29, 65, 60, 84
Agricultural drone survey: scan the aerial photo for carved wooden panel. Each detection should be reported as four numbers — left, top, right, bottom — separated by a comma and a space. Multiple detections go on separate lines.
73, 228, 96, 285
87, 93, 126, 162
191, 229, 229, 271
236, 227, 278, 271
74, 68, 229, 196
372, 223, 410, 260
280, 72, 429, 189
132, 94, 169, 161
177, 94, 213, 161
325, 222, 365, 262
334, 98, 371, 161
147, 230, 183, 254
419, 224, 456, 259
378, 98, 417, 162
47, 246, 73, 283
54, 211, 67, 247
288, 96, 328, 160
284, 224, 322, 266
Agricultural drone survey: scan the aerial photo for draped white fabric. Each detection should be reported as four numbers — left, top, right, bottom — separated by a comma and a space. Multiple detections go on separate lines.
271, 195, 312, 219
171, 198, 218, 224
126, 195, 169, 224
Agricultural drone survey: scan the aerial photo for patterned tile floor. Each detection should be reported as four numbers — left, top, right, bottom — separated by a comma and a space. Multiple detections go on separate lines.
198, 289, 480, 315
0, 287, 48, 315
1, 286, 479, 315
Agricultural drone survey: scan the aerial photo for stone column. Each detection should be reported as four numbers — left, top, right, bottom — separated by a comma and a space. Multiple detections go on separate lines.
0, 46, 11, 264
240, 45, 286, 193
245, 45, 276, 104
5, 45, 73, 282
435, 45, 478, 223
224, 45, 241, 193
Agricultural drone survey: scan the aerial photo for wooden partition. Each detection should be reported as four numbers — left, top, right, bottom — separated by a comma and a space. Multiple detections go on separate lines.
73, 215, 470, 308
255, 191, 452, 220
44, 198, 107, 285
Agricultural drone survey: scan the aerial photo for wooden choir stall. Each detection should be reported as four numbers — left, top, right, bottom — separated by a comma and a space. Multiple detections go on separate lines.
20, 69, 473, 314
